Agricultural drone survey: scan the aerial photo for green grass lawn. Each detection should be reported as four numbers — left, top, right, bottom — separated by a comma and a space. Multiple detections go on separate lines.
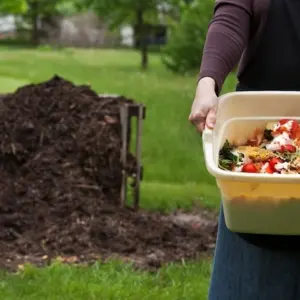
0, 260, 212, 300
0, 47, 237, 299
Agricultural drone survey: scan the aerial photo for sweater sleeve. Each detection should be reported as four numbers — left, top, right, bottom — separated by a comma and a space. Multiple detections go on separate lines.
198, 0, 253, 94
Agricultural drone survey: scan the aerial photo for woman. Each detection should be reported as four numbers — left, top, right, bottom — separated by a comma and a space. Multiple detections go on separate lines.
190, 1, 300, 299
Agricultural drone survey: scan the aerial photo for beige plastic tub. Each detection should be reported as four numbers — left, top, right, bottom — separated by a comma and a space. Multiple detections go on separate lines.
202, 91, 300, 235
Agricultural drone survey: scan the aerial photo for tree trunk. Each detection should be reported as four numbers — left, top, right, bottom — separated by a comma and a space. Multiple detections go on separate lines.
141, 39, 148, 70
136, 8, 148, 70
30, 1, 39, 46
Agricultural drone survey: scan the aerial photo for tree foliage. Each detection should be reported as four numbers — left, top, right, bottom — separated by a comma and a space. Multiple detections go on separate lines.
162, 0, 214, 74
77, 0, 176, 27
20, 0, 75, 45
0, 0, 28, 13
80, 0, 178, 69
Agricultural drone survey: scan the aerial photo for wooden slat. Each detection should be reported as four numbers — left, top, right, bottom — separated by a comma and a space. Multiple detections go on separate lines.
120, 104, 129, 207
133, 104, 144, 209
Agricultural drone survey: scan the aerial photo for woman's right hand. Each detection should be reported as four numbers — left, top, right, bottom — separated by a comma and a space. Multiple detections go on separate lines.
189, 77, 218, 133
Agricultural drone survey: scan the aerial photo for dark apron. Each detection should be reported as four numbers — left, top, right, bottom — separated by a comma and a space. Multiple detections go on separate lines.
235, 0, 300, 250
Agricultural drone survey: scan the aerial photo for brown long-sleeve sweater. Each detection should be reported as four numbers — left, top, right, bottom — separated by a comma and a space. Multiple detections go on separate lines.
199, 0, 270, 93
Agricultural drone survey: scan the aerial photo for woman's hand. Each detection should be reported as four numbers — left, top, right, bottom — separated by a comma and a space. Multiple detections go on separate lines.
189, 77, 218, 133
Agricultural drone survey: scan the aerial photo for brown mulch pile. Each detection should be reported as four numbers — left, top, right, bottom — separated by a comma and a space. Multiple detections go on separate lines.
0, 76, 217, 271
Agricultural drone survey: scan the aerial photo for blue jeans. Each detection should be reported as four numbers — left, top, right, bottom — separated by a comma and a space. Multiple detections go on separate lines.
209, 205, 300, 299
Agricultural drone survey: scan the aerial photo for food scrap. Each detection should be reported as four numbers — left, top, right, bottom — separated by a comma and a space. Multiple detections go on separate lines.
219, 119, 300, 174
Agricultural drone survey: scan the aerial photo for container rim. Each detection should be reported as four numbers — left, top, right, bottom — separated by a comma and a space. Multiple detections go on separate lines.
203, 116, 300, 183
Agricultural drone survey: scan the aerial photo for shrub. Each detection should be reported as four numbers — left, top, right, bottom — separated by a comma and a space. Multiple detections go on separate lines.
162, 0, 214, 74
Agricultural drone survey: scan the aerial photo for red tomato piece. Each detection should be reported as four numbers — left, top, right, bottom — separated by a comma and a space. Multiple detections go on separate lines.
269, 157, 282, 168
269, 157, 282, 171
284, 144, 297, 153
290, 121, 299, 138
264, 164, 275, 174
279, 119, 290, 125
242, 163, 258, 173
291, 120, 298, 131
278, 144, 297, 153
278, 145, 285, 153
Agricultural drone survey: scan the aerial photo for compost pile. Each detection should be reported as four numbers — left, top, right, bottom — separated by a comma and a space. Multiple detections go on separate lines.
0, 76, 217, 270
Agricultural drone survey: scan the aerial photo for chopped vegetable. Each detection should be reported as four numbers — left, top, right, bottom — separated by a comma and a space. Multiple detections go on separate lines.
281, 144, 297, 153
269, 157, 282, 171
219, 140, 239, 170
242, 163, 257, 173
219, 119, 300, 174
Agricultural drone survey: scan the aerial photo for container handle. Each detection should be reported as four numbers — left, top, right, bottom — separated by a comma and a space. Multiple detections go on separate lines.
202, 127, 217, 176
202, 127, 213, 143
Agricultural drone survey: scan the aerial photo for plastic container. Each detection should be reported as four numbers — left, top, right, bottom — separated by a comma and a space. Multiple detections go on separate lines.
202, 91, 300, 235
